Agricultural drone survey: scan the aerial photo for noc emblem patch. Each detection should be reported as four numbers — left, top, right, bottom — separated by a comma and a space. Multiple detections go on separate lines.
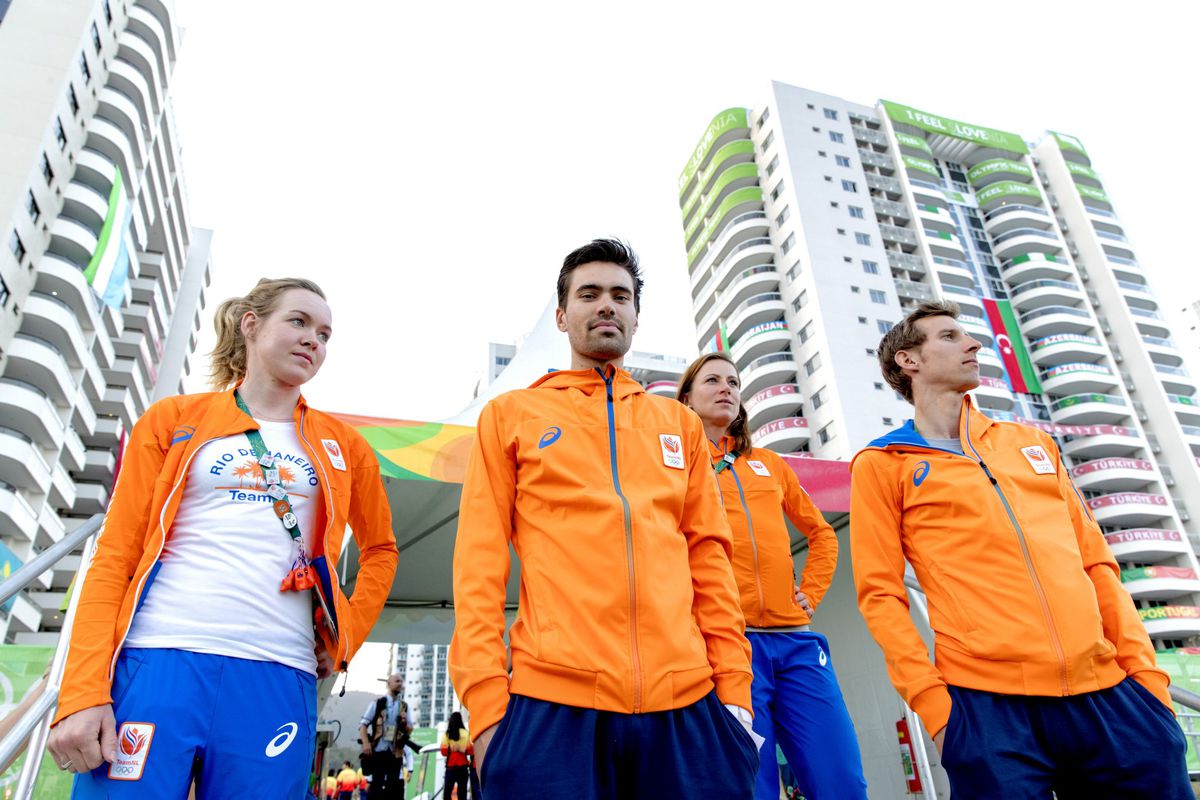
1021, 445, 1056, 475
659, 434, 684, 469
108, 722, 155, 781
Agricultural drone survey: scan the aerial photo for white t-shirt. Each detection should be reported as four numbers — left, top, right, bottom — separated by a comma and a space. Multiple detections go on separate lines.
124, 419, 322, 673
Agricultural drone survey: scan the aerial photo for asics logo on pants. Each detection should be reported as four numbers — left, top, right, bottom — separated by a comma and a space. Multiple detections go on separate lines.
265, 722, 298, 757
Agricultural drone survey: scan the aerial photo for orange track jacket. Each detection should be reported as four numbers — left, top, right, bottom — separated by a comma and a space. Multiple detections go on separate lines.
850, 398, 1170, 738
709, 439, 838, 627
449, 367, 753, 734
54, 389, 397, 725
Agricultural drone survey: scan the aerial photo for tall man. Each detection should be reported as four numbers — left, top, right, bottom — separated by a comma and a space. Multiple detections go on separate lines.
358, 672, 418, 799
449, 239, 759, 797
851, 300, 1189, 797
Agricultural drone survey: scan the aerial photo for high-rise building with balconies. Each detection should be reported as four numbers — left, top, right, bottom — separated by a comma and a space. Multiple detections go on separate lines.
678, 81, 1200, 648
393, 644, 461, 729
0, 0, 211, 644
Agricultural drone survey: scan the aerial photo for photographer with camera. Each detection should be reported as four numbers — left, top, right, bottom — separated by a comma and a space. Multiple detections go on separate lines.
358, 673, 420, 798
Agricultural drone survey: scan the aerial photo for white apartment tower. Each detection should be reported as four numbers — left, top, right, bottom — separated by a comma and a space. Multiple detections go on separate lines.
0, 0, 211, 643
393, 644, 461, 729
679, 81, 1200, 648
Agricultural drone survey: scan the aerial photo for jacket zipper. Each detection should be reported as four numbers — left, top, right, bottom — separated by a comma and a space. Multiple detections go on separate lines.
297, 408, 349, 668
600, 368, 642, 712
108, 436, 220, 680
961, 414, 1070, 695
727, 463, 766, 625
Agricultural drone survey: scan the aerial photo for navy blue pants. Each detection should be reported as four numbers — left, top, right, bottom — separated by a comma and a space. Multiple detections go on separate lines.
73, 648, 317, 799
748, 631, 867, 799
943, 678, 1191, 799
480, 691, 758, 798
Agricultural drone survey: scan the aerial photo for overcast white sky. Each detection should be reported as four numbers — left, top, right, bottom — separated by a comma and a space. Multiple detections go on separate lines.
172, 0, 1200, 422
166, 0, 1200, 692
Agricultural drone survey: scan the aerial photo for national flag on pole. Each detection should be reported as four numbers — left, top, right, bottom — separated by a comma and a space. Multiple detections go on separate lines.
83, 166, 133, 309
703, 320, 730, 354
981, 298, 1042, 394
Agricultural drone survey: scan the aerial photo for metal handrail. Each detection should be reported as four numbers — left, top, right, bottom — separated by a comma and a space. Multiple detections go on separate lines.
0, 513, 103, 797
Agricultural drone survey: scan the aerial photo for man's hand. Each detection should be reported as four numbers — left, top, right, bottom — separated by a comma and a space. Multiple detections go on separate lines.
472, 724, 498, 773
47, 704, 117, 773
933, 728, 946, 756
794, 587, 814, 617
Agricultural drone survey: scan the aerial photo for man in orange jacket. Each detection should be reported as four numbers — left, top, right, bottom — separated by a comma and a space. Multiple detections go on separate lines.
851, 300, 1189, 798
449, 239, 758, 798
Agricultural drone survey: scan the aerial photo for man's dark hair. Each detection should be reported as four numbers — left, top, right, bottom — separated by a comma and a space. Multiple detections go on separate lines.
557, 238, 644, 313
877, 299, 960, 403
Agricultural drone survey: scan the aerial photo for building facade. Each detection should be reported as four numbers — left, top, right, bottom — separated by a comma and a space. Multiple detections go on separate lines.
393, 644, 460, 729
0, 0, 211, 644
678, 81, 1200, 648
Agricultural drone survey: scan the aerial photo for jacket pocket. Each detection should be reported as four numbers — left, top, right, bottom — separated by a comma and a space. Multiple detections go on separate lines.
925, 562, 979, 639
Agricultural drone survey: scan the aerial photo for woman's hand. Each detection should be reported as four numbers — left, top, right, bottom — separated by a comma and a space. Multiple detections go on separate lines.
47, 704, 117, 773
794, 586, 814, 617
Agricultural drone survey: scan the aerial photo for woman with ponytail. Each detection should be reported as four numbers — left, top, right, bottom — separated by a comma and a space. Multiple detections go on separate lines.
49, 278, 398, 799
677, 352, 866, 800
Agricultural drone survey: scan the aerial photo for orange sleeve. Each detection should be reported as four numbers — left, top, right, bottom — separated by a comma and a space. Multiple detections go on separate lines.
850, 451, 951, 737
54, 399, 175, 724
448, 400, 517, 734
342, 427, 399, 666
1049, 434, 1171, 708
776, 453, 838, 609
679, 410, 753, 710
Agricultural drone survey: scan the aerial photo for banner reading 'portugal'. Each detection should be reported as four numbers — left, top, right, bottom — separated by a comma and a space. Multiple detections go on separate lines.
981, 298, 1042, 394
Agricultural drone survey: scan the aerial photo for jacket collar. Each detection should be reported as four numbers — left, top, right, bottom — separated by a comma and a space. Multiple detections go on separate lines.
212, 384, 311, 433
528, 364, 645, 400
706, 434, 739, 458
856, 396, 993, 461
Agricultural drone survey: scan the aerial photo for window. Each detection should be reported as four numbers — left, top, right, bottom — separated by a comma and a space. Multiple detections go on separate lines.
849, 206, 864, 219
41, 153, 53, 185
865, 348, 877, 356
882, 417, 894, 426
786, 261, 802, 282
9, 230, 26, 263
874, 382, 885, 391
842, 256, 852, 263
91, 22, 102, 54
824, 108, 839, 120
823, 175, 833, 182
869, 289, 887, 304
766, 155, 780, 176
0, 274, 8, 307
877, 319, 894, 334
67, 84, 80, 115
817, 150, 826, 157
775, 206, 790, 227
54, 117, 67, 150
836, 228, 846, 236
806, 103, 815, 110
857, 316, 867, 324
829, 201, 839, 209
795, 290, 809, 310
850, 286, 861, 294
817, 424, 834, 445
811, 388, 826, 409
757, 108, 771, 129
835, 155, 851, 167
25, 191, 40, 223
79, 51, 91, 83
812, 126, 821, 133
855, 232, 871, 246
103, 0, 113, 24
862, 260, 879, 275
805, 353, 822, 376
841, 179, 857, 192
829, 131, 845, 143
799, 321, 814, 343
761, 131, 775, 152
781, 233, 796, 254
770, 181, 784, 202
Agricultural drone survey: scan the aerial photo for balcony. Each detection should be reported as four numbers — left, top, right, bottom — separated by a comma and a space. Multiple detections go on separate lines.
1067, 161, 1102, 189
975, 181, 1044, 211
683, 162, 762, 250
933, 258, 976, 288
1138, 606, 1200, 639
873, 198, 910, 223
1070, 457, 1157, 492
966, 158, 1034, 188
879, 223, 919, 249
1062, 425, 1141, 459
1040, 363, 1120, 396
970, 376, 1014, 410
1097, 230, 1135, 261
1019, 305, 1093, 337
1086, 492, 1171, 527
98, 386, 137, 432
744, 383, 804, 430
712, 266, 781, 323
864, 173, 903, 197
1009, 279, 1084, 312
959, 315, 994, 347
82, 415, 124, 449
73, 482, 110, 516
1049, 393, 1130, 426
851, 125, 887, 146
887, 249, 926, 276
48, 217, 98, 268
49, 462, 77, 510
0, 479, 39, 541
917, 204, 956, 235
34, 254, 102, 334
644, 381, 679, 398
1029, 333, 1108, 369
895, 278, 935, 303
1168, 394, 1200, 425
691, 236, 774, 300
976, 347, 1004, 378
925, 231, 967, 260
0, 427, 52, 493
687, 189, 766, 268
741, 352, 799, 398
992, 227, 1063, 261
730, 321, 791, 366
5, 334, 76, 407
62, 181, 111, 234
1105, 529, 1192, 561
1156, 364, 1197, 396
688, 211, 771, 279
0, 378, 65, 450
894, 131, 932, 157
20, 293, 90, 367
858, 149, 895, 171
751, 417, 810, 452
1122, 567, 1200, 602
681, 140, 758, 223
726, 292, 786, 342
939, 285, 984, 316
1117, 279, 1157, 311
1128, 306, 1171, 338
1001, 252, 1073, 284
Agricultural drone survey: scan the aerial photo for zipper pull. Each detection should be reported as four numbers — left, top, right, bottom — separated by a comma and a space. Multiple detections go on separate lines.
978, 460, 999, 485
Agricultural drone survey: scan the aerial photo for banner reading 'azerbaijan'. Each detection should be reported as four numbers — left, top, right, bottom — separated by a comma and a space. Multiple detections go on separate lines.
981, 298, 1042, 394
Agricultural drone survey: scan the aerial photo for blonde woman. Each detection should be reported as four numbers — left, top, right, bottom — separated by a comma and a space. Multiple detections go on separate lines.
48, 278, 398, 798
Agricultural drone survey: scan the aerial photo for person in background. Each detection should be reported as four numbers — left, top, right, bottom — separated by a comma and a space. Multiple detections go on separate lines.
47, 278, 397, 799
678, 353, 867, 800
359, 672, 419, 798
440, 711, 472, 799
323, 768, 337, 800
336, 760, 358, 800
